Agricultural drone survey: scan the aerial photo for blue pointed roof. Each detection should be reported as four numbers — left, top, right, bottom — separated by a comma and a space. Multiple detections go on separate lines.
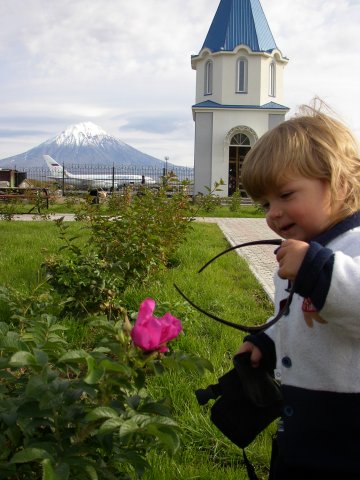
201, 0, 277, 53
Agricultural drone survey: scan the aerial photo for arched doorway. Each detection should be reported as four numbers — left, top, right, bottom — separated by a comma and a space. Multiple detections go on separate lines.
228, 133, 251, 196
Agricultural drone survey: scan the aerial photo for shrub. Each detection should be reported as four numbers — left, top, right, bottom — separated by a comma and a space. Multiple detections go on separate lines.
193, 179, 224, 213
0, 287, 212, 480
44, 186, 192, 319
229, 189, 242, 212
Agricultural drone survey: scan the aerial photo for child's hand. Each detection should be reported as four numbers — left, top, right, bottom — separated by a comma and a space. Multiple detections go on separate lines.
237, 341, 262, 368
276, 239, 309, 280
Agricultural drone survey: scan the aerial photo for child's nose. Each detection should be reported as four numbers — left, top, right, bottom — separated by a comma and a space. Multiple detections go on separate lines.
267, 203, 282, 220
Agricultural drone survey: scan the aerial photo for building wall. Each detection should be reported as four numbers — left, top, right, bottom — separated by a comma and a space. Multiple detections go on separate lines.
194, 49, 286, 107
269, 113, 286, 130
193, 108, 286, 196
211, 109, 268, 193
193, 112, 213, 195
259, 54, 286, 105
220, 52, 262, 105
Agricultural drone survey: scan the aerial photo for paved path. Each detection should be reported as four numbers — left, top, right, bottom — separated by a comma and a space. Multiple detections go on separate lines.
197, 218, 280, 301
3, 214, 279, 301
8, 213, 77, 222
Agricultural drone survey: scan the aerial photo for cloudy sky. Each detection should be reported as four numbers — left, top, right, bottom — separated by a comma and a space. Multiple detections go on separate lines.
0, 0, 359, 167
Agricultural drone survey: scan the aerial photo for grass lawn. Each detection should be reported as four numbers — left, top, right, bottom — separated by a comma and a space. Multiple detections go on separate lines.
0, 221, 84, 291
0, 219, 274, 479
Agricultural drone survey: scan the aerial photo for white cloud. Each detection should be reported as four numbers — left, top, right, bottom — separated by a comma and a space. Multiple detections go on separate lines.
263, 0, 360, 137
0, 0, 359, 166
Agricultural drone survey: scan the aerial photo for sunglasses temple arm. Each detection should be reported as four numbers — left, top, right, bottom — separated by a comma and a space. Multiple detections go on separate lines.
198, 239, 282, 273
173, 281, 295, 334
174, 283, 253, 332
174, 283, 292, 334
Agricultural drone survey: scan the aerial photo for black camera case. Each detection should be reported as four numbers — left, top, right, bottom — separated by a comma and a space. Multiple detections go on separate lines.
195, 352, 283, 448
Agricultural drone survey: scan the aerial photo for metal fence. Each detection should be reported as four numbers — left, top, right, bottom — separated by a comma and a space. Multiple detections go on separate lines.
20, 164, 194, 193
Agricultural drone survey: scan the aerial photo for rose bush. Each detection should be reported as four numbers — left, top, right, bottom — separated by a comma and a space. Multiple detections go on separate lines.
0, 289, 213, 479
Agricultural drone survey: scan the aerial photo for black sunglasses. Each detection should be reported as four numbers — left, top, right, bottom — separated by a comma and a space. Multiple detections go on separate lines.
174, 239, 294, 334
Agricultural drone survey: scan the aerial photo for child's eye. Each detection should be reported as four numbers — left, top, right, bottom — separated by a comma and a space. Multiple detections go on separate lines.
280, 191, 293, 200
260, 202, 270, 211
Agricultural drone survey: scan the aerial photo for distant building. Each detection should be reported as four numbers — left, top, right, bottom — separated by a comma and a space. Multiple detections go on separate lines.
0, 169, 27, 188
191, 0, 289, 197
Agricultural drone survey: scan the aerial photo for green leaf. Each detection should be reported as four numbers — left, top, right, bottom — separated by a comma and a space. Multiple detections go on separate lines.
11, 448, 52, 464
91, 347, 111, 353
119, 418, 140, 437
117, 450, 149, 477
163, 352, 214, 374
1, 332, 24, 351
98, 359, 132, 375
145, 424, 180, 452
42, 459, 69, 480
85, 406, 119, 422
132, 414, 177, 429
0, 322, 9, 335
127, 395, 141, 410
128, 413, 153, 427
85, 465, 98, 480
98, 417, 124, 434
26, 375, 47, 397
1, 411, 17, 428
58, 350, 89, 363
139, 401, 171, 416
61, 297, 76, 304
48, 324, 68, 332
34, 350, 49, 366
9, 351, 37, 367
84, 356, 104, 384
0, 357, 10, 369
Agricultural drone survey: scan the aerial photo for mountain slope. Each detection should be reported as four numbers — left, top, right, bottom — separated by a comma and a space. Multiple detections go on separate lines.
0, 122, 171, 169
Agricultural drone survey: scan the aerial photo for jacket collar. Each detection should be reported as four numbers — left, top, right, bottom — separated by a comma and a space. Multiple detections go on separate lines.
313, 211, 360, 246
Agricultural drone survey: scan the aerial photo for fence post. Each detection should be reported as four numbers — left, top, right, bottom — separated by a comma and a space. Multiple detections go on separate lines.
62, 162, 65, 196
112, 164, 115, 192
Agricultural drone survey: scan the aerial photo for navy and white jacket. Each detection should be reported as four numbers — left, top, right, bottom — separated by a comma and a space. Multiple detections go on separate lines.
246, 211, 360, 474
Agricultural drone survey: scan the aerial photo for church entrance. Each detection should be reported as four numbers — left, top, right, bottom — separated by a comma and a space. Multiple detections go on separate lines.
228, 133, 251, 196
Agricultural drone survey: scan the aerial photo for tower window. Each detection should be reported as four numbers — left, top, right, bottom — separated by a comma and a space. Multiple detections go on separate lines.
236, 57, 248, 93
269, 62, 276, 97
204, 60, 213, 95
230, 133, 250, 146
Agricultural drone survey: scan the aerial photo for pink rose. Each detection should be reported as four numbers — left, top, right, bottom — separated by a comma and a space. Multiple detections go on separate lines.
131, 298, 182, 352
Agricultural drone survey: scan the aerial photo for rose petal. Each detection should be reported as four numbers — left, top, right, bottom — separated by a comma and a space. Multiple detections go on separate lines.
131, 318, 162, 351
136, 298, 156, 325
159, 313, 182, 344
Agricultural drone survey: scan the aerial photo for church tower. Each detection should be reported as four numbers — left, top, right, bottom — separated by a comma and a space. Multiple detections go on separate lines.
191, 0, 289, 196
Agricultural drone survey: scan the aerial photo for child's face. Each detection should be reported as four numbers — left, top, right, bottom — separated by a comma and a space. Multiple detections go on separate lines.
259, 176, 339, 241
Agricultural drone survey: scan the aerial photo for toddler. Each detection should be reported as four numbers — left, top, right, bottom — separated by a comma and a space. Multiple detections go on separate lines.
239, 103, 360, 479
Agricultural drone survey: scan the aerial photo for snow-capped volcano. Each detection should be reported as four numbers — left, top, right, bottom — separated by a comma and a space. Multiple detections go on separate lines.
55, 122, 109, 146
0, 122, 170, 169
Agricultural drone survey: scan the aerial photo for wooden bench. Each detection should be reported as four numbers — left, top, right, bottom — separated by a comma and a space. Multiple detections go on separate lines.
0, 188, 49, 213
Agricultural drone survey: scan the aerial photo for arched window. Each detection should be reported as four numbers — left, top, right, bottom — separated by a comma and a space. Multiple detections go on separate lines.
269, 62, 276, 97
230, 133, 250, 146
204, 60, 213, 95
236, 57, 248, 93
228, 132, 251, 196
